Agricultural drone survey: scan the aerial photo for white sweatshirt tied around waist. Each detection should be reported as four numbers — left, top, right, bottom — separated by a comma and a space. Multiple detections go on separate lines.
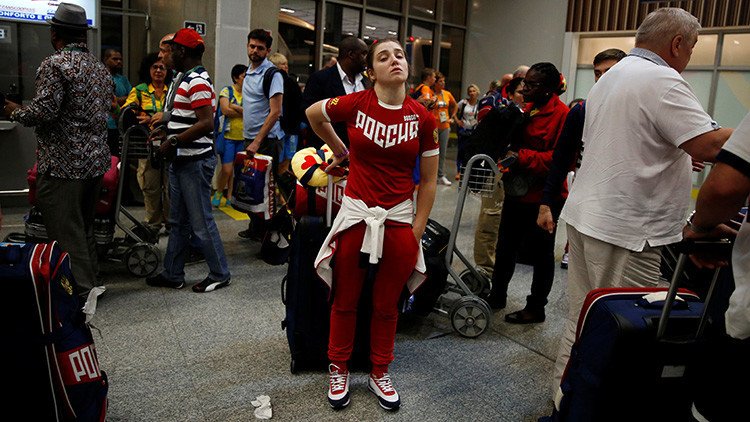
314, 195, 427, 293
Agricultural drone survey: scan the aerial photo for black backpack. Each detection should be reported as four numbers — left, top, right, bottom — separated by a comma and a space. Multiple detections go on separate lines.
262, 67, 302, 135
463, 103, 525, 162
410, 83, 426, 100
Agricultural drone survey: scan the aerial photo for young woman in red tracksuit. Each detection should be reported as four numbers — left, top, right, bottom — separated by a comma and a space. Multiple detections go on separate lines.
486, 62, 569, 324
306, 39, 439, 411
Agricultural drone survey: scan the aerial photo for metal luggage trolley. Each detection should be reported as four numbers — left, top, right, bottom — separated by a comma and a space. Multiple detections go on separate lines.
104, 105, 162, 277
435, 153, 500, 338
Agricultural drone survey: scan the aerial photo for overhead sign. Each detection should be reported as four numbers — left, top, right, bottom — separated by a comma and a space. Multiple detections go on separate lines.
0, 0, 98, 28
184, 21, 206, 36
0, 24, 9, 43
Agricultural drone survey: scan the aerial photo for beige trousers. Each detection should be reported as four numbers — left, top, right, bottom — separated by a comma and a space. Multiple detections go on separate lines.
473, 178, 504, 275
137, 158, 169, 228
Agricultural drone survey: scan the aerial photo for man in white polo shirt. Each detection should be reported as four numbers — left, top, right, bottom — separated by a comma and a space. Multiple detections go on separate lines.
551, 7, 733, 405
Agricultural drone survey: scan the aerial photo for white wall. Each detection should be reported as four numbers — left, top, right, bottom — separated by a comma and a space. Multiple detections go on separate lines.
214, 0, 252, 90
214, 0, 281, 90
465, 0, 568, 96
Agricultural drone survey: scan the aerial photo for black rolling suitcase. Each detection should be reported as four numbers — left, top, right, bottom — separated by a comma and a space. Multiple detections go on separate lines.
3, 241, 108, 422
281, 178, 371, 373
548, 240, 731, 422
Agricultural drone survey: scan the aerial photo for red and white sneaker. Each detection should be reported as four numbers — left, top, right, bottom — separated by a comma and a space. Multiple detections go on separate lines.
368, 372, 401, 411
327, 364, 350, 410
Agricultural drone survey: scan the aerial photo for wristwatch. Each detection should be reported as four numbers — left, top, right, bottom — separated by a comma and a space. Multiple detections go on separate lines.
168, 135, 179, 146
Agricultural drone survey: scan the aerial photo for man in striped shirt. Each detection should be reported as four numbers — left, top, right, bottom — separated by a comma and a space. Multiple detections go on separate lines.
146, 28, 231, 293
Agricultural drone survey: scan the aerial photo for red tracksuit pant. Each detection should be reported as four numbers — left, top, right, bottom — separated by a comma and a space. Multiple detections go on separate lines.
328, 221, 419, 368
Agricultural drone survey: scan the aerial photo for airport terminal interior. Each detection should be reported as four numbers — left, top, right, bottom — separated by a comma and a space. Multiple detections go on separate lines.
1, 0, 749, 421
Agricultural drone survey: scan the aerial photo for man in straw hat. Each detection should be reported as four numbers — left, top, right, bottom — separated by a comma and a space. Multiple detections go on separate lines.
3, 3, 112, 303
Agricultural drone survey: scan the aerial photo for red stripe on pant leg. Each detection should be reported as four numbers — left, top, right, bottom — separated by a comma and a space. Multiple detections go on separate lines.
328, 223, 367, 364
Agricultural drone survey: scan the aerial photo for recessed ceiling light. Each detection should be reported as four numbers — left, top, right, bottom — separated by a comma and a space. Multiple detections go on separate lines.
280, 7, 294, 13
366, 25, 377, 30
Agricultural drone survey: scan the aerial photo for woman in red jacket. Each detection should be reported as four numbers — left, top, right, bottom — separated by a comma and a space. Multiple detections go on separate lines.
487, 62, 569, 324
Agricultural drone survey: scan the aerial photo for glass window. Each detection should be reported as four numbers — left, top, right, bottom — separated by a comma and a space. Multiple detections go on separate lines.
407, 20, 434, 84
322, 3, 360, 72
721, 33, 750, 66
577, 36, 634, 65
0, 22, 54, 102
681, 71, 712, 110
368, 0, 401, 10
713, 71, 750, 128
442, 0, 466, 26
410, 0, 437, 20
325, 4, 361, 46
279, 0, 317, 83
573, 66, 595, 100
439, 26, 464, 96
690, 34, 717, 66
364, 12, 399, 45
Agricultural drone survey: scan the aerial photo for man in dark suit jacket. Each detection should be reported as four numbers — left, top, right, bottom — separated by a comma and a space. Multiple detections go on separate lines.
301, 36, 368, 148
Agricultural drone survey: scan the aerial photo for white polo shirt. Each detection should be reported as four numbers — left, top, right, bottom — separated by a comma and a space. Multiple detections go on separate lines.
560, 48, 718, 251
722, 112, 750, 340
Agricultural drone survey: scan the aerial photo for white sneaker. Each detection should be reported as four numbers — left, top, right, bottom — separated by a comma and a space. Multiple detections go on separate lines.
327, 364, 350, 409
438, 176, 452, 186
368, 372, 401, 411
560, 252, 569, 269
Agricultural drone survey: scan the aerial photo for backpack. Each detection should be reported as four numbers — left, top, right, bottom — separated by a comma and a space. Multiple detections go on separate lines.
213, 85, 238, 156
410, 83, 426, 100
463, 102, 525, 162
2, 241, 109, 422
260, 205, 295, 265
262, 67, 302, 135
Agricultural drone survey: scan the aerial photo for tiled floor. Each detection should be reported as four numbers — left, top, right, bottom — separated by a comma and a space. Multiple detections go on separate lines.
1, 154, 571, 421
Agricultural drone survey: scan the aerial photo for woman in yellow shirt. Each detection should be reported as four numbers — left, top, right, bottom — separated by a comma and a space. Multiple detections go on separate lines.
123, 53, 169, 233
212, 64, 247, 207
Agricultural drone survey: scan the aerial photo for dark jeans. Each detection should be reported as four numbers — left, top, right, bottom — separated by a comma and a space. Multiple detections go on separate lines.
456, 130, 473, 174
162, 156, 230, 283
490, 199, 561, 311
36, 173, 103, 296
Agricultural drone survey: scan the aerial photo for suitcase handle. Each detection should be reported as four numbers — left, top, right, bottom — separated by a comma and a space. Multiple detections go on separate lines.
672, 238, 732, 259
656, 239, 731, 341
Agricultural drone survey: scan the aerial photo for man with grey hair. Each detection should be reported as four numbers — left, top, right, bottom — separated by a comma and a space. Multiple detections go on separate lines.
551, 7, 733, 407
512, 65, 529, 79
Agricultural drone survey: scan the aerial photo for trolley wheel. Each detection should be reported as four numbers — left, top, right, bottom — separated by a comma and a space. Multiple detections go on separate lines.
125, 243, 161, 277
459, 268, 492, 298
450, 296, 491, 338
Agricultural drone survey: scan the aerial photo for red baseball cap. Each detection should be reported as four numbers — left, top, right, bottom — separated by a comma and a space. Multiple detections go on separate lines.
167, 28, 204, 49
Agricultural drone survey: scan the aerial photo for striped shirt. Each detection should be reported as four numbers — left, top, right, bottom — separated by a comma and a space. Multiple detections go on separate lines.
167, 66, 215, 160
